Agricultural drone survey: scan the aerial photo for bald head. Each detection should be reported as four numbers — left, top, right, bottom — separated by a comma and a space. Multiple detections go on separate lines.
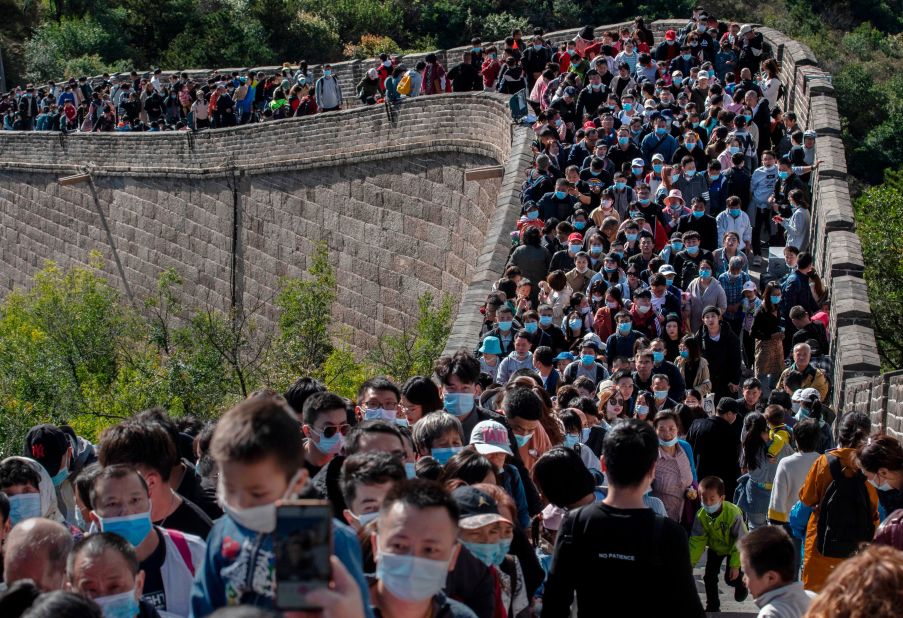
4, 518, 72, 591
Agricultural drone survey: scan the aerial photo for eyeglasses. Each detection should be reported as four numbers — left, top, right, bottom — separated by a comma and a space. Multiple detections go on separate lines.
312, 423, 351, 439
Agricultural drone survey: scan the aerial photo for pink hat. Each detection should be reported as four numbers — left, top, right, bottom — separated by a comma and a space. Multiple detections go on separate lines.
665, 189, 684, 206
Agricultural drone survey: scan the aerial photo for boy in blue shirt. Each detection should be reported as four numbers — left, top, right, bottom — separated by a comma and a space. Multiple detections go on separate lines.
189, 396, 372, 617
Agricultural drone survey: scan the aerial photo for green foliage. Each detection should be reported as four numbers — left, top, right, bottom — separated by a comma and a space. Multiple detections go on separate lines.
854, 184, 903, 369
274, 241, 337, 380
286, 12, 343, 62
367, 292, 454, 382
299, 0, 403, 45
161, 6, 273, 68
343, 34, 402, 60
23, 14, 131, 81
479, 13, 532, 42
551, 0, 581, 29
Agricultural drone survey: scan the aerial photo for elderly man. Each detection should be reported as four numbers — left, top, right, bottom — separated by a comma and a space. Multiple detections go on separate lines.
3, 517, 73, 591
775, 343, 830, 402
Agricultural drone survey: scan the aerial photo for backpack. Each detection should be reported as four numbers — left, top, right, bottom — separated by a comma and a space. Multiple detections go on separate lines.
815, 454, 874, 559
397, 73, 412, 96
18, 96, 30, 116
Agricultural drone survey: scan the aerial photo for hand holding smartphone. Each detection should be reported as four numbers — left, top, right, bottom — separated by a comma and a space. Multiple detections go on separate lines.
275, 500, 333, 611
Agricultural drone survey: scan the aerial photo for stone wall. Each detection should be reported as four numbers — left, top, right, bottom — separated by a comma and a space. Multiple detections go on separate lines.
0, 94, 533, 353
843, 371, 903, 440
3, 20, 882, 398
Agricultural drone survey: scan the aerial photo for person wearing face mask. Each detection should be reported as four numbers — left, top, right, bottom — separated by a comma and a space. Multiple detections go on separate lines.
652, 411, 697, 523
655, 29, 681, 63
538, 178, 579, 223
672, 231, 712, 289
562, 340, 609, 388
301, 392, 352, 478
190, 397, 372, 616
67, 532, 162, 618
695, 305, 742, 402
857, 434, 903, 524
575, 72, 606, 121
338, 452, 405, 536
748, 150, 780, 265
689, 476, 749, 612
672, 152, 709, 209
370, 481, 478, 618
24, 424, 79, 526
669, 44, 698, 77
88, 464, 205, 617
314, 64, 343, 112
717, 255, 752, 336
677, 195, 718, 253
565, 252, 592, 299
641, 115, 677, 169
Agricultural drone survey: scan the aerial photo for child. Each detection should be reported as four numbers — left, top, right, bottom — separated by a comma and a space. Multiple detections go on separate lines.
411, 411, 464, 464
190, 396, 372, 616
738, 526, 812, 616
764, 404, 796, 452
689, 476, 749, 612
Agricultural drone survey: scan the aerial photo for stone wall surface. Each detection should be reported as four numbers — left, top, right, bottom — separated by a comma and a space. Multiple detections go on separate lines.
0, 94, 531, 353
0, 20, 882, 405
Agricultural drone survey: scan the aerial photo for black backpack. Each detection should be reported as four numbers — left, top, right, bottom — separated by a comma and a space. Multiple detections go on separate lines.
815, 454, 874, 559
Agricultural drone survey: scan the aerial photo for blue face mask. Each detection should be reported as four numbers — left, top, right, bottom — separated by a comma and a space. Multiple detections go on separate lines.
681, 54, 691, 61
526, 210, 539, 220
729, 208, 741, 217
94, 589, 140, 618
539, 315, 553, 327
443, 393, 475, 417
312, 429, 344, 455
618, 137, 629, 146
635, 404, 650, 416
431, 446, 463, 465
515, 432, 533, 448
563, 434, 579, 448
692, 210, 704, 219
659, 436, 679, 447
671, 173, 681, 183
524, 322, 538, 334
324, 69, 332, 77
654, 389, 669, 400
703, 500, 723, 514
671, 241, 684, 251
581, 353, 595, 366
463, 541, 499, 567
674, 76, 683, 85
614, 181, 626, 190
684, 169, 696, 177
652, 351, 665, 363
655, 127, 668, 137
569, 243, 582, 254
574, 221, 586, 230
639, 198, 650, 205
730, 145, 741, 154
404, 462, 417, 479
590, 245, 603, 255
770, 295, 781, 304
614, 251, 624, 259
98, 510, 152, 547
665, 278, 674, 287
581, 427, 591, 441
743, 114, 752, 122
618, 322, 632, 335
653, 163, 663, 173
364, 407, 396, 422
623, 103, 633, 112
555, 190, 566, 199
50, 466, 68, 487
493, 538, 513, 566
568, 319, 582, 331
498, 320, 513, 332
699, 269, 712, 278
778, 171, 790, 180
680, 349, 689, 359
625, 233, 638, 242
709, 174, 720, 182
8, 492, 42, 525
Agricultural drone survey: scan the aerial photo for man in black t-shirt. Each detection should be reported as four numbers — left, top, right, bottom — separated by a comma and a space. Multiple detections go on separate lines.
542, 419, 705, 617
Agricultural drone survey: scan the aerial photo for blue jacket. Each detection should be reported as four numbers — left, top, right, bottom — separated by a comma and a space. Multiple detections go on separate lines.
641, 131, 678, 163
189, 514, 373, 617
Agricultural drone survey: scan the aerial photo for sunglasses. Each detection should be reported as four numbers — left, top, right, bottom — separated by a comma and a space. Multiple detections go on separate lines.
312, 423, 351, 439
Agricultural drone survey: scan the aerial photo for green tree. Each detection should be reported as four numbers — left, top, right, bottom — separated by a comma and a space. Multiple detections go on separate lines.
854, 183, 903, 369
274, 241, 337, 380
368, 292, 453, 382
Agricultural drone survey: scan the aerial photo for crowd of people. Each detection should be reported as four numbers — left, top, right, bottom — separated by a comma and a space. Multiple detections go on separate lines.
1, 7, 902, 618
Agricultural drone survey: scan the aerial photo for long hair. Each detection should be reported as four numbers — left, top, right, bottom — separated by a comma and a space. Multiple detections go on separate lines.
741, 412, 768, 472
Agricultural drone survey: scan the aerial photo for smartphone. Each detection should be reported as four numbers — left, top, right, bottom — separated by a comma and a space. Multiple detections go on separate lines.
274, 500, 333, 611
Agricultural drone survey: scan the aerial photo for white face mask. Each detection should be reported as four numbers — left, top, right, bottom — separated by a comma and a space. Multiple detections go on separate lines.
217, 470, 304, 533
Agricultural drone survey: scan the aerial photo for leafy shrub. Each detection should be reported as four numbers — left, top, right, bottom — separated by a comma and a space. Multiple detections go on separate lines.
343, 34, 402, 60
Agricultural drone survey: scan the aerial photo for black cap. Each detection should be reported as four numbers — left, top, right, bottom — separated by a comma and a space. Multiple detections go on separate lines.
24, 424, 70, 476
451, 486, 510, 529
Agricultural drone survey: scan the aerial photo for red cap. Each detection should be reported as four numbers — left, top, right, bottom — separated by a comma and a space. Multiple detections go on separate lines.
568, 233, 584, 243
665, 30, 677, 41
583, 120, 597, 130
